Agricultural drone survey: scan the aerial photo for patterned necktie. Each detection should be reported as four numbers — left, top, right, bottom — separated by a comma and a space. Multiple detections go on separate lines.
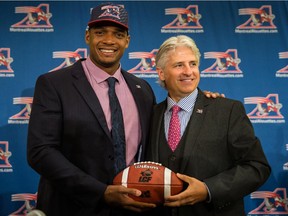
107, 77, 126, 174
168, 105, 181, 152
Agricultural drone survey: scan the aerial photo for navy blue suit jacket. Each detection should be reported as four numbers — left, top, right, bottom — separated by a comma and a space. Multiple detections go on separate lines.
27, 60, 156, 215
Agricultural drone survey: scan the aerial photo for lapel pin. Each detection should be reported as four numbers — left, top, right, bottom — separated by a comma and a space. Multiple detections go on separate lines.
196, 109, 203, 114
136, 85, 141, 88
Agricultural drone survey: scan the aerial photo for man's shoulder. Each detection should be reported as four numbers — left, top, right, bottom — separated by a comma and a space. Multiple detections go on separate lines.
41, 59, 84, 79
202, 96, 245, 114
153, 100, 166, 112
121, 69, 153, 90
121, 69, 142, 81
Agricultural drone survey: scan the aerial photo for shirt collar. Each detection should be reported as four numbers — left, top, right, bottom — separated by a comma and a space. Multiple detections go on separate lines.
86, 56, 122, 83
166, 88, 198, 112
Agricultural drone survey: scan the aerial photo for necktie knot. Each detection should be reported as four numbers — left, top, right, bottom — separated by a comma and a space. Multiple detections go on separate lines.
171, 105, 181, 115
107, 77, 117, 89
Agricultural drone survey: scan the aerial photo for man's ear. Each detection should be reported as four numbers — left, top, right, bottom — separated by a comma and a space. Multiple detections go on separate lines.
85, 30, 90, 44
156, 67, 165, 81
125, 34, 130, 49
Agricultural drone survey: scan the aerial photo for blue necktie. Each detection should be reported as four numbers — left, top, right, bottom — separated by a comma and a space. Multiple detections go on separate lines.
107, 77, 126, 174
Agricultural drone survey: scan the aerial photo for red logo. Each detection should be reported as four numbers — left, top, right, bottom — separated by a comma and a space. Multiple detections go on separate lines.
201, 49, 242, 78
236, 5, 276, 29
8, 97, 33, 124
50, 48, 87, 72
248, 188, 288, 214
128, 49, 157, 76
162, 5, 202, 29
0, 48, 14, 75
0, 141, 12, 168
11, 4, 53, 28
244, 94, 283, 119
10, 193, 37, 215
276, 52, 288, 77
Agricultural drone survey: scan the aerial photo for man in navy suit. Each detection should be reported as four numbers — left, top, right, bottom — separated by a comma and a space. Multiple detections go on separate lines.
27, 3, 156, 215
146, 35, 271, 216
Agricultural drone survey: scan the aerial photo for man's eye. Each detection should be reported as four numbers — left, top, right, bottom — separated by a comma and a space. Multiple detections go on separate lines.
116, 33, 125, 38
95, 31, 103, 35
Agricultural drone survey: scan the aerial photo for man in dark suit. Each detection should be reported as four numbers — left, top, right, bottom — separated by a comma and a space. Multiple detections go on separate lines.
146, 35, 271, 216
27, 3, 156, 215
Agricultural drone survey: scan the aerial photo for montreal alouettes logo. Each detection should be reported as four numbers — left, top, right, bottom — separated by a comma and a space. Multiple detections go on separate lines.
9, 193, 37, 215
244, 94, 285, 123
50, 48, 88, 72
201, 49, 243, 78
161, 5, 203, 33
276, 51, 288, 77
10, 3, 53, 32
235, 5, 277, 33
0, 141, 12, 169
128, 49, 158, 78
248, 188, 288, 215
0, 48, 14, 77
98, 4, 124, 20
8, 97, 33, 124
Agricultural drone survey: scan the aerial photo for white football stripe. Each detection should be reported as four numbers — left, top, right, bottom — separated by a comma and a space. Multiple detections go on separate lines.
121, 167, 130, 187
164, 168, 171, 198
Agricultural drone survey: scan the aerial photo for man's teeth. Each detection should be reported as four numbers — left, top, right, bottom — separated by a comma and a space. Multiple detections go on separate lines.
101, 49, 114, 53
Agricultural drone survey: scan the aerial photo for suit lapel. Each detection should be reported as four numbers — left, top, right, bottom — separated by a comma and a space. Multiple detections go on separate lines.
180, 91, 209, 173
71, 61, 111, 139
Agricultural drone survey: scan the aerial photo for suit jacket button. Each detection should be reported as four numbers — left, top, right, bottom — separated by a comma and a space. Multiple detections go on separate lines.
169, 155, 176, 161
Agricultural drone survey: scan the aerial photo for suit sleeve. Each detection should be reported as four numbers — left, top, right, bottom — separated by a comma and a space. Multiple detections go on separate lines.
203, 100, 271, 209
27, 75, 107, 207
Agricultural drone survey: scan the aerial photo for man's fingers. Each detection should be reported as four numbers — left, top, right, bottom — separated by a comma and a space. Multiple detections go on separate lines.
176, 173, 191, 183
124, 199, 156, 212
125, 188, 142, 197
203, 90, 225, 98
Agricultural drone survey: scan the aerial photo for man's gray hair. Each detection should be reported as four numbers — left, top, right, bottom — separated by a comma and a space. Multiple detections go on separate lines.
155, 35, 201, 88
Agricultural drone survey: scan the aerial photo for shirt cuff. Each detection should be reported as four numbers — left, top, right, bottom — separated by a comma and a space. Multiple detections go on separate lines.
203, 182, 212, 203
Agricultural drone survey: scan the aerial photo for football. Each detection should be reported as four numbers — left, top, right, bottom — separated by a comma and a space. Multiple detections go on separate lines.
113, 161, 183, 205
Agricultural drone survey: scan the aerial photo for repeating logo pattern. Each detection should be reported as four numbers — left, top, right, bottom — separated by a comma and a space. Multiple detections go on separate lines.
10, 3, 53, 32
244, 94, 285, 123
235, 5, 278, 33
0, 141, 12, 171
50, 48, 88, 72
201, 49, 243, 78
276, 51, 288, 77
0, 48, 14, 77
238, 6, 276, 27
248, 188, 288, 215
128, 49, 158, 78
9, 193, 37, 215
161, 5, 203, 33
8, 97, 33, 124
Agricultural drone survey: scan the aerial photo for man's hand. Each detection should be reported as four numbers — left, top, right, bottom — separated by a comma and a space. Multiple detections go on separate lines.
164, 173, 208, 207
203, 90, 225, 98
104, 185, 156, 212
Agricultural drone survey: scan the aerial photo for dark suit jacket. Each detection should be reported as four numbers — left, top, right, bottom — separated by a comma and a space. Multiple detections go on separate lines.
146, 89, 271, 216
27, 60, 156, 216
